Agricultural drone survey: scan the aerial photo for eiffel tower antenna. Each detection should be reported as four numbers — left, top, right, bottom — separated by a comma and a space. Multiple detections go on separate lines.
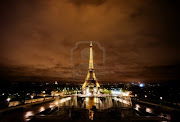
89, 41, 94, 69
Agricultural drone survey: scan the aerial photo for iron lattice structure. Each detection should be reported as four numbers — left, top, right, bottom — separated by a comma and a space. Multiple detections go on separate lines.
82, 42, 100, 94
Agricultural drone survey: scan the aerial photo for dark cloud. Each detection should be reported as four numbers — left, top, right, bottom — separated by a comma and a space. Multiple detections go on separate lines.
68, 0, 106, 6
0, 0, 179, 83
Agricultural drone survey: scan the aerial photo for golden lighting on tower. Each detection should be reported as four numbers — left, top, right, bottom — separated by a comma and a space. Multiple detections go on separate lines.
82, 42, 100, 93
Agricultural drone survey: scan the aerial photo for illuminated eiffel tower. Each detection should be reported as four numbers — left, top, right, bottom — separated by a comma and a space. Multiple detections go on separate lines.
82, 41, 100, 94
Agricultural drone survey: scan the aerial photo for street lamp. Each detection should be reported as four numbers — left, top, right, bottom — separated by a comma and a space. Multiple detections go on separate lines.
145, 95, 147, 98
7, 98, 11, 105
43, 95, 45, 100
160, 97, 163, 110
7, 97, 11, 102
31, 95, 34, 103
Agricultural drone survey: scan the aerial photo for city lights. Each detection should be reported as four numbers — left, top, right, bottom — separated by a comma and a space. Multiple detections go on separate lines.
113, 97, 131, 105
59, 97, 71, 103
139, 83, 145, 88
55, 101, 59, 105
111, 90, 121, 95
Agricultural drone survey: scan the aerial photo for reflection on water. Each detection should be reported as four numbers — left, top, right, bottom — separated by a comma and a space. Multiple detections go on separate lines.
83, 97, 102, 109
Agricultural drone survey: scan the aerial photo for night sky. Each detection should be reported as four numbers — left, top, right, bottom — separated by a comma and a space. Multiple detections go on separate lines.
0, 0, 179, 83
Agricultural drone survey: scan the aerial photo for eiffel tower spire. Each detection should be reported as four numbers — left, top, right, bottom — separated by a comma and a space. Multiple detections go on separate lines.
82, 41, 100, 94
89, 41, 94, 69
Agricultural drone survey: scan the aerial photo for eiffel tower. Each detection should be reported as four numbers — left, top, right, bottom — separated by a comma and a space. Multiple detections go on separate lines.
82, 41, 100, 94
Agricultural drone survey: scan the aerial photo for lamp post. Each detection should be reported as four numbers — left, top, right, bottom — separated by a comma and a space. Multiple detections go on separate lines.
43, 95, 45, 101
7, 97, 11, 106
31, 95, 34, 103
160, 97, 163, 110
7, 97, 11, 102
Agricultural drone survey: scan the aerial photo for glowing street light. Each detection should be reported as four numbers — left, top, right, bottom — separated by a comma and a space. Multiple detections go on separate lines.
39, 107, 45, 112
7, 98, 11, 102
25, 111, 34, 121
31, 95, 34, 99
160, 97, 163, 110
43, 95, 45, 100
139, 83, 145, 88
145, 95, 147, 98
